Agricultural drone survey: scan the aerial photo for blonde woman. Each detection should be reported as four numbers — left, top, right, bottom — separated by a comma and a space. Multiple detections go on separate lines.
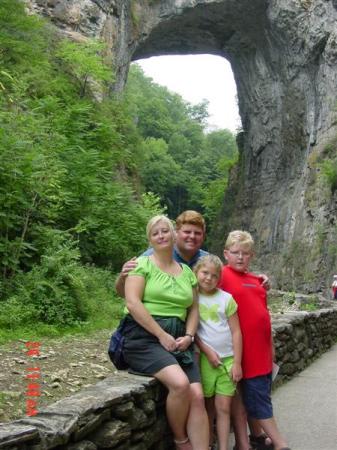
123, 215, 209, 450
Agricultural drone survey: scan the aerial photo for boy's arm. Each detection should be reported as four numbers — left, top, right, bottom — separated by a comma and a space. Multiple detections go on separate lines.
115, 257, 138, 297
271, 333, 276, 362
257, 273, 270, 290
228, 312, 243, 382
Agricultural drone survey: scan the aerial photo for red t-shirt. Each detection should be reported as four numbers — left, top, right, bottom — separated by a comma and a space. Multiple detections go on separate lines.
219, 265, 272, 379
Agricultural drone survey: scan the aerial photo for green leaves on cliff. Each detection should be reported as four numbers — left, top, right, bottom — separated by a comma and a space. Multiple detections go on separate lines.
308, 141, 337, 194
56, 40, 114, 97
0, 0, 47, 68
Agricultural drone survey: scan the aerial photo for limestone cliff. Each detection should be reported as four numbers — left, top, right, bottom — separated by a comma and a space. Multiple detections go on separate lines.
27, 0, 337, 294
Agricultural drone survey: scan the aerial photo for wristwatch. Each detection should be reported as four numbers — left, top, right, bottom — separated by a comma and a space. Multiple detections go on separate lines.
185, 333, 194, 343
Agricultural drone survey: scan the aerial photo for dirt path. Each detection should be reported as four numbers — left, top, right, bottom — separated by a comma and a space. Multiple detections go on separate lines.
0, 329, 115, 423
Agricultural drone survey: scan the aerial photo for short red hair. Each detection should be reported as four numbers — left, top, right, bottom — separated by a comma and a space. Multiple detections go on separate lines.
175, 210, 206, 233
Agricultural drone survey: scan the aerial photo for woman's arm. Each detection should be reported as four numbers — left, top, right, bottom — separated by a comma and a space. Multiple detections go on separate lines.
125, 275, 177, 352
228, 312, 243, 382
176, 287, 199, 351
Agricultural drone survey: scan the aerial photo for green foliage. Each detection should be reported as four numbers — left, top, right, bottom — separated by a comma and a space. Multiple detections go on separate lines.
0, 229, 124, 328
0, 2, 238, 335
283, 291, 296, 305
299, 301, 317, 311
320, 160, 337, 193
140, 138, 183, 209
308, 138, 337, 194
200, 130, 238, 222
1, 231, 86, 326
74, 185, 164, 268
55, 39, 113, 97
0, 0, 48, 68
130, 0, 141, 27
0, 1, 163, 333
125, 64, 238, 220
187, 100, 210, 126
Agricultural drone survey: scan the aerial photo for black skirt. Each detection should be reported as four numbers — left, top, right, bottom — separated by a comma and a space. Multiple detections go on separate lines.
123, 315, 201, 383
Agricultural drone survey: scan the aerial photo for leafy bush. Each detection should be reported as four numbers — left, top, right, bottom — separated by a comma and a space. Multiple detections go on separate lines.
3, 230, 86, 325
1, 229, 123, 328
320, 160, 337, 193
0, 297, 37, 329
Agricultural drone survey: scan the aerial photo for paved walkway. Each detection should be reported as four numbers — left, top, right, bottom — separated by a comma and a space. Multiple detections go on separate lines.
272, 343, 337, 450
229, 343, 337, 450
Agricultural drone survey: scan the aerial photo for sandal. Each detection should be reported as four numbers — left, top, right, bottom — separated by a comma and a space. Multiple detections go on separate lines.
249, 433, 274, 450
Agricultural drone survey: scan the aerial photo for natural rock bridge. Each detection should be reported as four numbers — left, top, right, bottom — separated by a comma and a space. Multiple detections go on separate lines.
28, 0, 337, 291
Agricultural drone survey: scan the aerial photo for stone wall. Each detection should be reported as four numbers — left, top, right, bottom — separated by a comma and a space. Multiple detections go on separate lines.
1, 306, 337, 450
272, 305, 337, 382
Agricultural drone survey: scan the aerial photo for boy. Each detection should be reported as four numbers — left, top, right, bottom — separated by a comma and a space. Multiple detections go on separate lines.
219, 231, 291, 450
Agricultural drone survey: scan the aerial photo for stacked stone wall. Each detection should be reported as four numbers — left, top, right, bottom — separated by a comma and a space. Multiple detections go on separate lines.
1, 306, 337, 450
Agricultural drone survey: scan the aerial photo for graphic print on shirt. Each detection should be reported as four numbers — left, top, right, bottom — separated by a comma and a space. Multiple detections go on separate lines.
199, 303, 220, 323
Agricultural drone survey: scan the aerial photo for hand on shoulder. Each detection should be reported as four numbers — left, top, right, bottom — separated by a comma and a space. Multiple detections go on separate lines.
121, 257, 138, 278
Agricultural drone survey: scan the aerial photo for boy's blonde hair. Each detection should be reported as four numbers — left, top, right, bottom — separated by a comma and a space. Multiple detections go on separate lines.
225, 230, 255, 251
193, 254, 223, 278
146, 215, 175, 241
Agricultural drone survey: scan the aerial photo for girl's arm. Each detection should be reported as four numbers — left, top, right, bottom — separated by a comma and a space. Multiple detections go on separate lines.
125, 275, 177, 352
176, 287, 199, 351
228, 312, 243, 382
195, 335, 222, 368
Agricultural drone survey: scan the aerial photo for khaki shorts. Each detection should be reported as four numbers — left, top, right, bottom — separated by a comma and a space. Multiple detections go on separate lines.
200, 352, 236, 397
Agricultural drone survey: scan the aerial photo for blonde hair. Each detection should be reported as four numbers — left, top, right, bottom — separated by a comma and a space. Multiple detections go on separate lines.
225, 230, 255, 251
175, 210, 206, 233
146, 215, 175, 241
193, 254, 223, 278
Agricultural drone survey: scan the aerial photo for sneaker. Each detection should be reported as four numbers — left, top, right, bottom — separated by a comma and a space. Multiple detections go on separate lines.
249, 434, 274, 450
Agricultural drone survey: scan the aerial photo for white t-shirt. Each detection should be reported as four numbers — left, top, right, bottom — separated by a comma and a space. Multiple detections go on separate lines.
197, 288, 238, 358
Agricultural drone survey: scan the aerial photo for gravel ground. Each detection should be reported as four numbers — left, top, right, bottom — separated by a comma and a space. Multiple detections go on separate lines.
0, 329, 116, 423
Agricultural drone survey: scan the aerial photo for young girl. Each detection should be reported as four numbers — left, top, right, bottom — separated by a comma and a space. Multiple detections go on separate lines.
194, 254, 243, 450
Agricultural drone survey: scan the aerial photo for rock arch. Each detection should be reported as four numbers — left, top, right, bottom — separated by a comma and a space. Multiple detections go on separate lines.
29, 0, 337, 292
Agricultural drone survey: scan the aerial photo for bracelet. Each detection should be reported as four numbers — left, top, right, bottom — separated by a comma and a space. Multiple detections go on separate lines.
185, 333, 194, 343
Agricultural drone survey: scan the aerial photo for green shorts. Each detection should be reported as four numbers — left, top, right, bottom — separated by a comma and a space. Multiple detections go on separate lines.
200, 352, 236, 397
